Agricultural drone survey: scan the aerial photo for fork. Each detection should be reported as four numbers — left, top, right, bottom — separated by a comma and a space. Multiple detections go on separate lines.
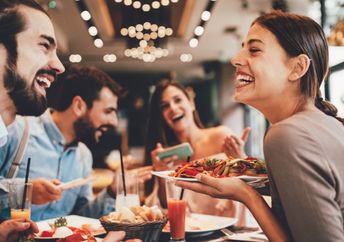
221, 228, 235, 237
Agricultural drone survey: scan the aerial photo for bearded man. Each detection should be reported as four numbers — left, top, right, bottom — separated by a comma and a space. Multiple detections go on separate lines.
0, 65, 152, 221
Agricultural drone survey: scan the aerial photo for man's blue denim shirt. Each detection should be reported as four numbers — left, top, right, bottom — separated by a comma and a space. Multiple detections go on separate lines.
0, 110, 116, 221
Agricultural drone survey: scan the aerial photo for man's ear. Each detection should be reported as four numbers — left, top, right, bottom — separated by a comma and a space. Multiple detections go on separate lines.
71, 96, 87, 117
288, 54, 311, 82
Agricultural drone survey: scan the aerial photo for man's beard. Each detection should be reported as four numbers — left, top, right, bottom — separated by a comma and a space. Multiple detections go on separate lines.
73, 115, 115, 148
3, 63, 51, 116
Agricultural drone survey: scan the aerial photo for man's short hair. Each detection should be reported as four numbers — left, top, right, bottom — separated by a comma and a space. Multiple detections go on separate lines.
47, 65, 125, 111
0, 0, 48, 64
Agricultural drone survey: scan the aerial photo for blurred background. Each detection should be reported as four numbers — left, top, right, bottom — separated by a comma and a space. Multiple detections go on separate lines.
37, 0, 344, 167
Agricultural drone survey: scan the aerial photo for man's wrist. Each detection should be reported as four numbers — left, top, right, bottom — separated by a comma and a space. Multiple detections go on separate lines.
106, 185, 116, 198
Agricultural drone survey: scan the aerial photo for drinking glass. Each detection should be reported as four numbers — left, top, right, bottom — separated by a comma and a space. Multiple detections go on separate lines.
165, 179, 186, 242
8, 181, 32, 220
115, 171, 140, 210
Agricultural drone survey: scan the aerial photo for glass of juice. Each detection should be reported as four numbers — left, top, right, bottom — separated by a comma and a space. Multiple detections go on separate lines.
8, 181, 32, 220
115, 171, 140, 211
165, 179, 186, 242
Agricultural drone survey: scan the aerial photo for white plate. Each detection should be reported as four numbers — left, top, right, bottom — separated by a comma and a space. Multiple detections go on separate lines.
35, 215, 105, 239
151, 170, 268, 184
163, 213, 237, 234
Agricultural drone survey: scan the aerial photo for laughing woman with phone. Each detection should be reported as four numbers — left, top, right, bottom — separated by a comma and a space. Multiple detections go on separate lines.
144, 80, 251, 222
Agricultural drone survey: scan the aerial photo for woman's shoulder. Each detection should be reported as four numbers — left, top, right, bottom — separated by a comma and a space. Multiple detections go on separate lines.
203, 125, 232, 139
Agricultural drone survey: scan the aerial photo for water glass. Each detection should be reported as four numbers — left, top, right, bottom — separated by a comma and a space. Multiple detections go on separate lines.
115, 171, 140, 210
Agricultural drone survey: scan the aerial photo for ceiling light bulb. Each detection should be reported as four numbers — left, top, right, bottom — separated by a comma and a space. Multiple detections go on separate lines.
161, 0, 169, 6
158, 30, 165, 38
136, 32, 143, 39
124, 49, 131, 57
88, 26, 98, 36
133, 1, 141, 8
69, 54, 82, 63
165, 28, 173, 36
171, 0, 179, 2
135, 24, 143, 32
194, 26, 204, 36
180, 54, 188, 62
143, 33, 151, 41
120, 28, 128, 36
94, 38, 104, 48
150, 24, 158, 32
114, 0, 122, 2
152, 1, 160, 9
201, 11, 211, 21
80, 11, 91, 21
189, 38, 198, 48
143, 22, 151, 30
139, 40, 148, 48
142, 4, 150, 12
150, 32, 158, 39
124, 0, 132, 6
128, 26, 136, 35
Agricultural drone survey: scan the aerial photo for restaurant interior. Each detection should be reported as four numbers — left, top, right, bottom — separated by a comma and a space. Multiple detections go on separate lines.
2, 0, 344, 241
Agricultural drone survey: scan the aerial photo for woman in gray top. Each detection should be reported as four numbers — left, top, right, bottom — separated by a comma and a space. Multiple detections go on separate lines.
177, 10, 344, 242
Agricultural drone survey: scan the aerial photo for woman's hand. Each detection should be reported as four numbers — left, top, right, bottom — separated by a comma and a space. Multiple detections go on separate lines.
176, 174, 250, 203
151, 143, 178, 171
223, 127, 251, 159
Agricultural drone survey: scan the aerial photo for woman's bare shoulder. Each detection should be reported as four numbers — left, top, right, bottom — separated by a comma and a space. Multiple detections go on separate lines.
203, 125, 233, 139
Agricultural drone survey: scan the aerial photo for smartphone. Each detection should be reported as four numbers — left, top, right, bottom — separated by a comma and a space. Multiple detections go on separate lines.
157, 142, 193, 161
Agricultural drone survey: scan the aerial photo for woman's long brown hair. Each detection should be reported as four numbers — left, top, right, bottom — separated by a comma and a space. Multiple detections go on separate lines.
254, 10, 344, 125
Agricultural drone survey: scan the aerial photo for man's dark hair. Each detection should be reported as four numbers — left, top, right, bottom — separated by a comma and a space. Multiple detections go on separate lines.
0, 0, 48, 64
47, 65, 125, 111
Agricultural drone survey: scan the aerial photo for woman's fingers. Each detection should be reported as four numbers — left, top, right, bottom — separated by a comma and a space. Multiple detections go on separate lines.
241, 127, 251, 141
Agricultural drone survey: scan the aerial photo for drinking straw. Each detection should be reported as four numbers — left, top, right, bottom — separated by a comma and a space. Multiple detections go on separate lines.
119, 148, 127, 196
179, 156, 191, 200
21, 157, 31, 210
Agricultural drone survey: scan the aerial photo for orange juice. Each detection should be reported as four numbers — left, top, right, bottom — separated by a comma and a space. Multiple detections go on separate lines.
10, 208, 31, 220
167, 198, 186, 240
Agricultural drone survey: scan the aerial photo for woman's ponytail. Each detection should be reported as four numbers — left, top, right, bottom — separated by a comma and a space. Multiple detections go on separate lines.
315, 95, 344, 126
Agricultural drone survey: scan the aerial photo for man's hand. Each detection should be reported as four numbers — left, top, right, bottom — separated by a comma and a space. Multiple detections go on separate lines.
107, 166, 153, 197
31, 178, 62, 204
0, 219, 38, 242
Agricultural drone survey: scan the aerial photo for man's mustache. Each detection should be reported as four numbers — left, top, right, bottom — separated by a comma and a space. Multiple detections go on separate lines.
96, 124, 116, 134
36, 69, 57, 80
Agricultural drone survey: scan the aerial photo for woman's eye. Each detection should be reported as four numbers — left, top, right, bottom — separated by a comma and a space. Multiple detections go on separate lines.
249, 48, 261, 53
174, 97, 182, 103
160, 104, 168, 110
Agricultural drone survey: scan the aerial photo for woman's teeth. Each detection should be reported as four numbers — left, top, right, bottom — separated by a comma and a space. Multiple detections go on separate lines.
237, 74, 255, 83
172, 114, 184, 122
36, 76, 51, 88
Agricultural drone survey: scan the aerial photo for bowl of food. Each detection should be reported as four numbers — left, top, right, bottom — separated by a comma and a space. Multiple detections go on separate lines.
100, 205, 167, 242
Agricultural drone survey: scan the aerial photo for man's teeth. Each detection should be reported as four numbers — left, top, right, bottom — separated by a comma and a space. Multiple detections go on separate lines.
36, 76, 51, 88
237, 74, 255, 83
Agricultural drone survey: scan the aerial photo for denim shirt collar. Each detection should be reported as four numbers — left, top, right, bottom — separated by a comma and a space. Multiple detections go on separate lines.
40, 109, 66, 148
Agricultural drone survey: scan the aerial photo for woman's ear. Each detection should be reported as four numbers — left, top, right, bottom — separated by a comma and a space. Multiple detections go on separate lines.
71, 96, 87, 117
288, 54, 311, 82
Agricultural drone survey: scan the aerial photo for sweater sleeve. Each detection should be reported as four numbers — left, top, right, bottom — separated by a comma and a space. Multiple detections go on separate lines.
264, 123, 344, 242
